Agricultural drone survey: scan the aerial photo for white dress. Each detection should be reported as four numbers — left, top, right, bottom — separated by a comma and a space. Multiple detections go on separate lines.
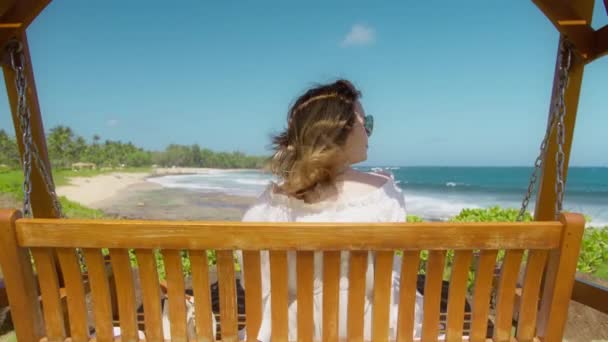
238, 177, 424, 342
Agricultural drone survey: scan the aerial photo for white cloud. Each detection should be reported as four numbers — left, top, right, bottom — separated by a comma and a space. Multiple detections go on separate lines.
341, 24, 375, 47
106, 119, 119, 127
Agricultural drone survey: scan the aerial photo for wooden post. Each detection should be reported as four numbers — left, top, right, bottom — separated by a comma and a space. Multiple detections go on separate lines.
537, 213, 585, 340
533, 37, 579, 221
2, 30, 58, 218
0, 209, 44, 341
533, 0, 593, 222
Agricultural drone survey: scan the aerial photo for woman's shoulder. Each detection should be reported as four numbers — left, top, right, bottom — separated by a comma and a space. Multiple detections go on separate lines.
345, 169, 392, 187
241, 170, 405, 220
340, 169, 401, 198
241, 184, 288, 221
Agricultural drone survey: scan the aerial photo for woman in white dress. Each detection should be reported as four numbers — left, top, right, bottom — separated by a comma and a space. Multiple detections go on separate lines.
238, 79, 423, 341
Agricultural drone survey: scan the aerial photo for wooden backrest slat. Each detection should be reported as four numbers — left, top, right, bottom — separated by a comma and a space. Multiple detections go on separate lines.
217, 250, 238, 342
469, 250, 497, 341
16, 220, 563, 250
421, 250, 446, 341
135, 249, 163, 341
163, 249, 188, 340
446, 250, 473, 341
30, 248, 66, 340
347, 251, 368, 342
189, 249, 214, 342
242, 251, 262, 342
55, 248, 89, 340
269, 251, 288, 342
494, 249, 524, 341
109, 249, 138, 341
296, 251, 314, 342
82, 248, 113, 341
322, 251, 341, 342
515, 249, 548, 341
537, 213, 585, 341
396, 251, 420, 342
373, 251, 394, 341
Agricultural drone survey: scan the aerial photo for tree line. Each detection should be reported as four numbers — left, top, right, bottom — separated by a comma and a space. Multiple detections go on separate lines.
0, 125, 268, 170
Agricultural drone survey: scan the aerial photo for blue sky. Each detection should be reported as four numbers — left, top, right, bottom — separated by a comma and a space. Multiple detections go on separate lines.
1, 1, 607, 166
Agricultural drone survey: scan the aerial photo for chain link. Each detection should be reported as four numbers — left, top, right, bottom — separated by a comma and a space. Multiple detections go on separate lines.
554, 41, 572, 220
5, 39, 63, 218
7, 41, 33, 217
517, 108, 557, 221
517, 39, 572, 221
32, 143, 64, 217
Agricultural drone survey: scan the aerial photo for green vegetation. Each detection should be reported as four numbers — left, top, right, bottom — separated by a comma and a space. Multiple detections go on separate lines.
450, 206, 533, 223
0, 125, 268, 170
0, 331, 16, 342
408, 206, 608, 282
578, 226, 608, 276
155, 144, 267, 169
60, 197, 106, 219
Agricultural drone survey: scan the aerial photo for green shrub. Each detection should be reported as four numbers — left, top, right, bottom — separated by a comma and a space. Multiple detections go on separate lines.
406, 215, 424, 223
577, 226, 608, 275
450, 206, 532, 223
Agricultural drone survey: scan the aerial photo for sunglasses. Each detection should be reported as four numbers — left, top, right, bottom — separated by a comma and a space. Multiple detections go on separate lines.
364, 114, 374, 137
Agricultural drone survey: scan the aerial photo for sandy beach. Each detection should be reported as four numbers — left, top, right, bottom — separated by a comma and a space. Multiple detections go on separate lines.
56, 168, 257, 221
56, 172, 153, 207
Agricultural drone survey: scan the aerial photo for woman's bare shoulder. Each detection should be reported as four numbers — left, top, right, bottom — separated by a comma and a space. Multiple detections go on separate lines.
339, 169, 392, 196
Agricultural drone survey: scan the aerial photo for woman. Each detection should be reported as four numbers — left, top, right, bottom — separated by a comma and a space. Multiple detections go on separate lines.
239, 79, 423, 341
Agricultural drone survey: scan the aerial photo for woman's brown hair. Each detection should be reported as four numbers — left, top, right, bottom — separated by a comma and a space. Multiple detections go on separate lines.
267, 79, 361, 203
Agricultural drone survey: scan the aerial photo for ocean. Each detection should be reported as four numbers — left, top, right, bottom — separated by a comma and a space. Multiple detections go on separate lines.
147, 166, 608, 226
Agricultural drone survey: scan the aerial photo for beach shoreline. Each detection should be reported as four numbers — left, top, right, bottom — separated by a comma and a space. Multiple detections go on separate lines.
148, 167, 262, 178
56, 167, 258, 221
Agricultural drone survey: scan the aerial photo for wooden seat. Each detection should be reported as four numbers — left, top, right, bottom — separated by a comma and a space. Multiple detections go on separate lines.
0, 209, 584, 342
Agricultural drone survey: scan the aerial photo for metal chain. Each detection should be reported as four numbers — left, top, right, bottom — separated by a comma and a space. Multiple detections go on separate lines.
517, 40, 572, 221
5, 40, 63, 218
555, 41, 572, 220
32, 143, 64, 217
7, 41, 33, 217
517, 108, 557, 221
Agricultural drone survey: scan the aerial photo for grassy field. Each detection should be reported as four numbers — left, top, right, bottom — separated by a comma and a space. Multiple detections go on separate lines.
0, 166, 151, 198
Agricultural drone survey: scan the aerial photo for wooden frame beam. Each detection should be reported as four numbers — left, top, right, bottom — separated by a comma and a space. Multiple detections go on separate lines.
0, 1, 17, 19
533, 0, 596, 59
571, 273, 608, 314
2, 30, 57, 218
0, 0, 50, 48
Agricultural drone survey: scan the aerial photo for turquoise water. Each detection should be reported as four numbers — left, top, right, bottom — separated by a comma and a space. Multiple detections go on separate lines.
148, 167, 608, 226
360, 166, 608, 225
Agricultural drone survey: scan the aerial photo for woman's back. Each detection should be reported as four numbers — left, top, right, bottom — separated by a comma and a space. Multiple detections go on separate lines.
239, 171, 423, 341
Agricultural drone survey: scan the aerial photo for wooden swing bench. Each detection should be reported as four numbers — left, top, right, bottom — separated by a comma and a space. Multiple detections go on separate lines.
0, 209, 584, 342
